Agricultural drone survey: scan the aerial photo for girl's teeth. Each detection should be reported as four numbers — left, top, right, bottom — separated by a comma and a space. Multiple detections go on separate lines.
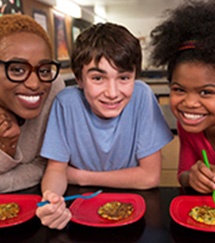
183, 112, 203, 120
18, 95, 40, 103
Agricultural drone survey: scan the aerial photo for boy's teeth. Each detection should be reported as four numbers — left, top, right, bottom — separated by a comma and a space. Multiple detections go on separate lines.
183, 112, 203, 120
18, 95, 40, 103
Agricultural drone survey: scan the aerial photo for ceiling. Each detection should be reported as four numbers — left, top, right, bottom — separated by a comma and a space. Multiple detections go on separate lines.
74, 0, 185, 19
38, 0, 187, 20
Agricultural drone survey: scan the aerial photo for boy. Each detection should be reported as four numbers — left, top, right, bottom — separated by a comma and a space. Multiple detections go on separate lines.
36, 22, 173, 229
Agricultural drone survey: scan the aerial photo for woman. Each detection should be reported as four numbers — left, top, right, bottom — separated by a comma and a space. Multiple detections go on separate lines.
0, 14, 65, 192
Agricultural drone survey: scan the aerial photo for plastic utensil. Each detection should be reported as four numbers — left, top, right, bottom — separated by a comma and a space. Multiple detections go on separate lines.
37, 190, 102, 207
202, 149, 215, 203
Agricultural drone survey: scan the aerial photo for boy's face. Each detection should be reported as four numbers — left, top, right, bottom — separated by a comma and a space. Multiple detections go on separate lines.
77, 57, 135, 119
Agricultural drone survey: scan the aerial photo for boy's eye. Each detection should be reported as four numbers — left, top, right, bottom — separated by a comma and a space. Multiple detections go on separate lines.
119, 75, 130, 81
92, 76, 102, 81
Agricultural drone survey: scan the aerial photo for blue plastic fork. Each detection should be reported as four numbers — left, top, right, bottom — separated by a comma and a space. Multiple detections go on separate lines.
37, 190, 102, 207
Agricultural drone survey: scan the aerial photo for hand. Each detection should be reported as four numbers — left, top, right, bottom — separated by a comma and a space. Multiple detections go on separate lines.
0, 107, 20, 157
189, 160, 215, 193
36, 190, 72, 230
211, 164, 215, 173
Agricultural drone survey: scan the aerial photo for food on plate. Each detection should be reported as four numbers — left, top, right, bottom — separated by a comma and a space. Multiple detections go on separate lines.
98, 201, 134, 220
0, 202, 20, 221
189, 205, 215, 225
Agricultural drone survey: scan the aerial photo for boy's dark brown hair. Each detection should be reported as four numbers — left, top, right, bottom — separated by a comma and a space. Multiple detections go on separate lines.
71, 22, 142, 80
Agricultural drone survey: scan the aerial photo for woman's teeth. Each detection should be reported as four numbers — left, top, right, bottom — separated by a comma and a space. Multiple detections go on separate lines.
18, 95, 40, 103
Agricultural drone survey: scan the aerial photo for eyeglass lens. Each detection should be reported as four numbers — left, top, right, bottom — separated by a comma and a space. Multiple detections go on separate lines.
8, 62, 58, 82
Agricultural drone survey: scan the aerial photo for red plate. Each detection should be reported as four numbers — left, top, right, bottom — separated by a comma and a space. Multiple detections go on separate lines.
69, 192, 145, 227
170, 195, 215, 232
0, 194, 42, 228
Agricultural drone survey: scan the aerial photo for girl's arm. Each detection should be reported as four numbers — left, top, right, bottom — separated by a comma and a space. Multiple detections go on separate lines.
178, 123, 215, 193
180, 160, 215, 193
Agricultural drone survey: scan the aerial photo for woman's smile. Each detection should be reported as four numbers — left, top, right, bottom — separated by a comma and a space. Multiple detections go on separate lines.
16, 93, 43, 109
0, 33, 52, 119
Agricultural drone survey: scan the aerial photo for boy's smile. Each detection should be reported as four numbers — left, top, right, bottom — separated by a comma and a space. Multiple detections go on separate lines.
77, 57, 135, 119
170, 62, 215, 134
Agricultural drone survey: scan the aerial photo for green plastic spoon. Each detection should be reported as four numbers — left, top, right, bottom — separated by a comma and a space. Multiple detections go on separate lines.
202, 149, 215, 204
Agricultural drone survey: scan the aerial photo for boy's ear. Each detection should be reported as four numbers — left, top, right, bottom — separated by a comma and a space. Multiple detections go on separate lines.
76, 78, 83, 89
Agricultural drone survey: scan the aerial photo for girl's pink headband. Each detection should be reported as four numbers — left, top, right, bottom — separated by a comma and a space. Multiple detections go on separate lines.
178, 40, 199, 51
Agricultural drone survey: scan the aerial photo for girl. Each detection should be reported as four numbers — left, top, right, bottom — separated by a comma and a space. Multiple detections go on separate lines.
149, 0, 215, 193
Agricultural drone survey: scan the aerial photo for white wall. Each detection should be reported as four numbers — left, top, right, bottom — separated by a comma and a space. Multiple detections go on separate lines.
106, 15, 162, 69
107, 15, 161, 38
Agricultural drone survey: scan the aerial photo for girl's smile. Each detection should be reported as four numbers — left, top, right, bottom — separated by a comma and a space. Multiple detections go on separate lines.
170, 62, 215, 134
179, 111, 207, 125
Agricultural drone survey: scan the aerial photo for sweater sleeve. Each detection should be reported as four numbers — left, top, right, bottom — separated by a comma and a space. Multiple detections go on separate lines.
0, 74, 65, 192
0, 156, 47, 192
0, 147, 22, 174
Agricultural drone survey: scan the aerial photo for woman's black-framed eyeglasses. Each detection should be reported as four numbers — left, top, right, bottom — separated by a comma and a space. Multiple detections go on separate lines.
0, 60, 61, 83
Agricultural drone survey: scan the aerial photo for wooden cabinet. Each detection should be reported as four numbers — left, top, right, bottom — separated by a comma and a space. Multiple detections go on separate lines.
160, 135, 180, 187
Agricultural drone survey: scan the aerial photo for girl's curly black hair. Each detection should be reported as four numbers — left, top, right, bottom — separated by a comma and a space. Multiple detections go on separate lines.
149, 0, 215, 81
